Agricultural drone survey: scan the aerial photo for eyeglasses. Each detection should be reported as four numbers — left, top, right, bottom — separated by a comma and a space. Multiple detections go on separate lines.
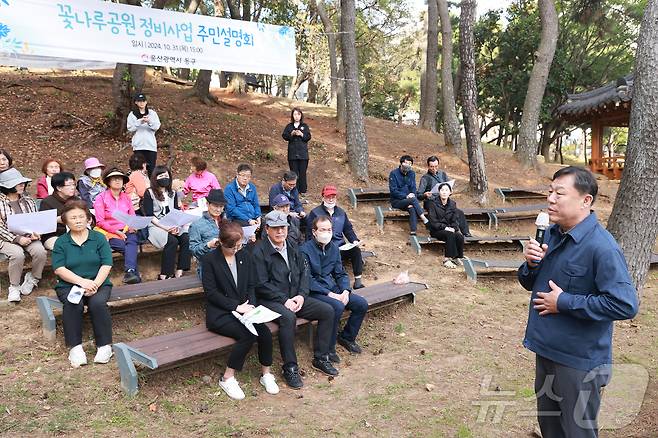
316, 228, 332, 233
223, 242, 243, 252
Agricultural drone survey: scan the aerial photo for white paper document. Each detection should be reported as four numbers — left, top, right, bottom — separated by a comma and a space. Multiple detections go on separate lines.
157, 209, 199, 228
7, 209, 57, 235
339, 241, 362, 251
241, 224, 258, 244
111, 211, 153, 230
430, 183, 441, 194
232, 305, 281, 336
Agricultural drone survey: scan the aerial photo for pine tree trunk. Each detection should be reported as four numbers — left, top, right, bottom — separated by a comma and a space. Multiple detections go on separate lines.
340, 0, 369, 181
419, 1, 438, 132
336, 63, 347, 132
111, 63, 145, 137
607, 0, 658, 294
459, 0, 488, 204
314, 0, 338, 107
438, 0, 462, 155
516, 0, 558, 168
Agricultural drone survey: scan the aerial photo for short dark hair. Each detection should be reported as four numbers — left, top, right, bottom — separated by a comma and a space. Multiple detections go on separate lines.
219, 220, 244, 248
0, 149, 13, 167
51, 172, 75, 190
128, 153, 146, 171
400, 155, 414, 164
61, 200, 93, 223
427, 155, 439, 166
290, 107, 304, 123
237, 163, 252, 174
191, 156, 207, 172
312, 215, 332, 231
552, 166, 598, 204
283, 171, 298, 182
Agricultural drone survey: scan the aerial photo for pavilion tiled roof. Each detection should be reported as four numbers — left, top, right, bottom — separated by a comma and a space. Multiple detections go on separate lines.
556, 74, 633, 122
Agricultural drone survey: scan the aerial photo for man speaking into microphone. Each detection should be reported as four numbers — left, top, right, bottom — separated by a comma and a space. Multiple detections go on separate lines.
518, 166, 638, 438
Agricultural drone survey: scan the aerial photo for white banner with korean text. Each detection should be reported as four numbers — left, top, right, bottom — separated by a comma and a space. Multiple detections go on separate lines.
0, 0, 296, 75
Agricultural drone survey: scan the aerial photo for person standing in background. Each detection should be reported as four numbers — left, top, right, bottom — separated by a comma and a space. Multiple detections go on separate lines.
282, 108, 311, 199
127, 93, 160, 176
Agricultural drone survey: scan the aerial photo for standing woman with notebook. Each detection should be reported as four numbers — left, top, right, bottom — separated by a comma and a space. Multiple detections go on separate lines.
201, 221, 279, 400
282, 107, 311, 198
52, 201, 114, 368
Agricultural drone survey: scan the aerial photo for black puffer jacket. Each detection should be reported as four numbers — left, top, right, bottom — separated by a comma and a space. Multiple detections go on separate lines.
427, 198, 460, 233
282, 122, 312, 160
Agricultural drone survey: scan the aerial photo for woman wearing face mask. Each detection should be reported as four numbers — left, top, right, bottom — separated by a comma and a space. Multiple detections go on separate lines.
282, 107, 312, 198
201, 221, 278, 400
52, 201, 114, 368
36, 158, 63, 199
127, 93, 161, 176
0, 168, 48, 303
306, 185, 365, 289
78, 157, 106, 209
189, 188, 226, 278
39, 172, 81, 250
142, 165, 192, 280
426, 180, 464, 269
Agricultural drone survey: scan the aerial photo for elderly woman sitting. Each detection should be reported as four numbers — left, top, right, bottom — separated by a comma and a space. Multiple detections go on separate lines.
0, 168, 47, 302
426, 180, 464, 269
52, 200, 114, 367
39, 172, 80, 250
93, 168, 141, 284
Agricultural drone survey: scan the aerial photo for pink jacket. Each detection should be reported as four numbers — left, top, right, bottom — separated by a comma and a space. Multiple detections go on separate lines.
36, 175, 50, 199
183, 170, 221, 201
93, 189, 135, 234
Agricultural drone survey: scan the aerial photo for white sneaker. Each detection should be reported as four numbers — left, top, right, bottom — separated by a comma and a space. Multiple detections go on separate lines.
218, 376, 245, 400
68, 345, 88, 368
93, 345, 113, 364
7, 286, 21, 302
260, 373, 280, 395
20, 272, 39, 296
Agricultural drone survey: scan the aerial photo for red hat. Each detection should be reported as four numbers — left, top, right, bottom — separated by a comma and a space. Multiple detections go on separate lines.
322, 185, 338, 197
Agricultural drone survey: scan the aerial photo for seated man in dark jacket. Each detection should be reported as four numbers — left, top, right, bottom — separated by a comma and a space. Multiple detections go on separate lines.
426, 180, 464, 269
261, 194, 303, 245
268, 171, 306, 218
388, 155, 429, 235
253, 210, 338, 389
416, 155, 471, 236
300, 216, 368, 363
306, 184, 365, 289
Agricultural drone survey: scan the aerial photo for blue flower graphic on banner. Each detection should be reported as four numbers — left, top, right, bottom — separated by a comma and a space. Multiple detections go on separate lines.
0, 23, 10, 38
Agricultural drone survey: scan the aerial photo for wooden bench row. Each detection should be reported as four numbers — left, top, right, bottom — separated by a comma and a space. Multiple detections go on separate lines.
409, 235, 529, 256
112, 280, 428, 396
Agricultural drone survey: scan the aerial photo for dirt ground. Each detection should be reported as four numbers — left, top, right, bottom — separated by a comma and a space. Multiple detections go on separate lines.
0, 70, 656, 437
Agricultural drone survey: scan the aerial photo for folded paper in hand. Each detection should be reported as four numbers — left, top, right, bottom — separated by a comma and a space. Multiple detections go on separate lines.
158, 209, 199, 228
231, 305, 281, 336
339, 241, 361, 251
111, 211, 153, 230
241, 224, 258, 244
67, 285, 85, 304
7, 209, 57, 235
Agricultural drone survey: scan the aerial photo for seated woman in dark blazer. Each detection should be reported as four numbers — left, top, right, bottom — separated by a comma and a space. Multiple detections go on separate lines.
201, 221, 279, 400
426, 180, 465, 269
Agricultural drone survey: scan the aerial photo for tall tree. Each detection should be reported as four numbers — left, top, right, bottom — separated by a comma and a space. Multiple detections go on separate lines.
606, 0, 658, 294
515, 0, 558, 167
437, 0, 462, 155
459, 0, 488, 203
340, 0, 369, 180
312, 0, 338, 107
419, 0, 439, 132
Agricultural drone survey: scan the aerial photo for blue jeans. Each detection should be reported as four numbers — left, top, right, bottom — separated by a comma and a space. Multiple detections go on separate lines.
109, 233, 139, 271
391, 198, 424, 232
310, 291, 368, 350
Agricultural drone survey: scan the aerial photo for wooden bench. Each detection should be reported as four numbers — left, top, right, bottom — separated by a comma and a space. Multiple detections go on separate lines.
409, 235, 528, 256
651, 253, 658, 266
36, 275, 203, 343
112, 280, 428, 396
375, 205, 499, 231
347, 187, 390, 209
495, 203, 547, 223
463, 258, 524, 282
494, 187, 547, 203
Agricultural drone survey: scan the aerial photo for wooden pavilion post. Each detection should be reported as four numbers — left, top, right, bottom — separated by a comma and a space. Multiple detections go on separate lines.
590, 118, 603, 173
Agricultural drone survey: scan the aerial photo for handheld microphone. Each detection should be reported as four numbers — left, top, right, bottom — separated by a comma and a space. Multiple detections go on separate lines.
535, 212, 550, 245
